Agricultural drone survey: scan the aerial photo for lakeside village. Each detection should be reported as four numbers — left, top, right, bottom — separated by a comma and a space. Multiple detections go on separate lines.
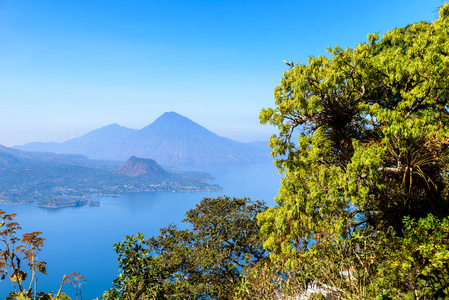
0, 179, 222, 208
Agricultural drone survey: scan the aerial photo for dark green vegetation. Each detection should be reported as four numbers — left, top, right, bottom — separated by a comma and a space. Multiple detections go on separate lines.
254, 3, 449, 299
101, 197, 267, 300
0, 146, 220, 208
15, 112, 271, 165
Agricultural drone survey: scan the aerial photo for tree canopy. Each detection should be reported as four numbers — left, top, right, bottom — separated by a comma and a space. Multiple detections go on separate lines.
102, 196, 267, 300
258, 3, 449, 298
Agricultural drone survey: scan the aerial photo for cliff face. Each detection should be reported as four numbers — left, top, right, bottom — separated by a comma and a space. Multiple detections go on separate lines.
114, 156, 168, 178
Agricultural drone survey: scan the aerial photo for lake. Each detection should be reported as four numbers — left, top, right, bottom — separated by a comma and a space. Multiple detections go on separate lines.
0, 162, 281, 299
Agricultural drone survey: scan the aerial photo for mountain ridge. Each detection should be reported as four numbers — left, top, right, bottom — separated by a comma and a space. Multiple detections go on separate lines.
14, 112, 271, 165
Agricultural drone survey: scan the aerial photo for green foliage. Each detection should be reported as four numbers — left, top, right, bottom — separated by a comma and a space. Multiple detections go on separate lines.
101, 233, 164, 300
233, 258, 304, 299
259, 3, 449, 298
102, 196, 267, 300
0, 210, 85, 300
308, 293, 327, 300
380, 214, 449, 298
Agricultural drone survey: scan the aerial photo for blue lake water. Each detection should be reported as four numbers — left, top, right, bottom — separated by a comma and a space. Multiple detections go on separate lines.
0, 162, 281, 299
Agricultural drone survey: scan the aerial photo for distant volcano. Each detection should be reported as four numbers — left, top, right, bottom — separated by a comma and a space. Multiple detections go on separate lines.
15, 112, 271, 165
114, 156, 168, 178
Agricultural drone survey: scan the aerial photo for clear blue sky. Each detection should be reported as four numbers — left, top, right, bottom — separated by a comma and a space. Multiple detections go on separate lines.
0, 0, 444, 146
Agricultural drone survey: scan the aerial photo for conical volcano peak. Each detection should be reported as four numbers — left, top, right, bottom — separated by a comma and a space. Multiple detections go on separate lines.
160, 111, 182, 118
140, 111, 208, 134
153, 112, 195, 125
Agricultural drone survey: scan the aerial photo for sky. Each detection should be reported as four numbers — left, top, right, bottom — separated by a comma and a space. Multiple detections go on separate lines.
0, 0, 444, 146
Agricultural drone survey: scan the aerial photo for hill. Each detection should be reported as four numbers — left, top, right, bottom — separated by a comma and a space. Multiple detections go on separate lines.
114, 156, 168, 178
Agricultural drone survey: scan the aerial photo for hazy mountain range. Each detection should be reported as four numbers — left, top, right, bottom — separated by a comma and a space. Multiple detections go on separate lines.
0, 144, 118, 169
15, 112, 271, 165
